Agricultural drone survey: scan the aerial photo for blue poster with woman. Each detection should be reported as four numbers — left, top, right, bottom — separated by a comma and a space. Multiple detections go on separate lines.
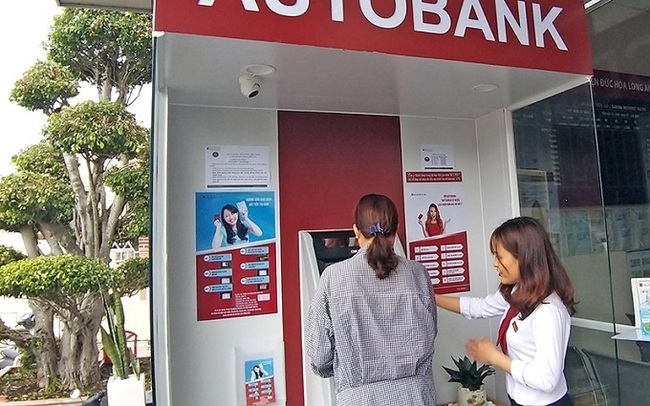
244, 358, 276, 405
196, 191, 276, 252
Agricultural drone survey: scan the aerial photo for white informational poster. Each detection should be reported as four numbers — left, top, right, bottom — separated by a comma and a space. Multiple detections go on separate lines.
631, 277, 650, 336
420, 144, 454, 170
205, 145, 270, 188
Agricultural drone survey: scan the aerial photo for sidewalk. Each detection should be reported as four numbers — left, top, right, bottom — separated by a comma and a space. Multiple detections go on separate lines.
0, 399, 81, 406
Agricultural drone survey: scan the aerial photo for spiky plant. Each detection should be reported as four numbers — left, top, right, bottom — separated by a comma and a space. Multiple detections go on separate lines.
100, 288, 140, 380
442, 356, 495, 391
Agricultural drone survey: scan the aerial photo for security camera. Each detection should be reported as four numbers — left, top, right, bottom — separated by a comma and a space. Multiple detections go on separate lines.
239, 74, 262, 98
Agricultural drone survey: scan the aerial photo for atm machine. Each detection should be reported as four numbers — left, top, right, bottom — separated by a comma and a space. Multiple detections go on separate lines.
298, 229, 406, 406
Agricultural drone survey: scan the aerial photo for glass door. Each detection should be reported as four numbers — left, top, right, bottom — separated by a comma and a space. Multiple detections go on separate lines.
511, 2, 650, 404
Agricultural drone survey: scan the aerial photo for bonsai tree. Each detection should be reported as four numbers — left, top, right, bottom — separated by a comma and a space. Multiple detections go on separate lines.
443, 355, 495, 391
0, 255, 116, 388
4, 8, 152, 391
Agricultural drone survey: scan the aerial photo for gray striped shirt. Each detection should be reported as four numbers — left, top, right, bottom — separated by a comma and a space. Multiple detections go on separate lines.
306, 247, 438, 405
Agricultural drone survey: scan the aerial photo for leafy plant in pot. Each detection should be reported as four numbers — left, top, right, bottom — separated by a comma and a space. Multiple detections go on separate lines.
443, 356, 495, 406
100, 288, 145, 406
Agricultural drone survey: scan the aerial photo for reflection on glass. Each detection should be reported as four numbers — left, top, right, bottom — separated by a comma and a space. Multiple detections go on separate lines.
512, 3, 650, 404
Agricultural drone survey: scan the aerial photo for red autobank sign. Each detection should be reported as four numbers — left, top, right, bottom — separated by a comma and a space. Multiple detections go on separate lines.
154, 0, 591, 74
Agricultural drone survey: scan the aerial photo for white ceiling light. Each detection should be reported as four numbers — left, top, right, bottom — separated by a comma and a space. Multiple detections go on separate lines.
472, 83, 498, 93
244, 64, 276, 76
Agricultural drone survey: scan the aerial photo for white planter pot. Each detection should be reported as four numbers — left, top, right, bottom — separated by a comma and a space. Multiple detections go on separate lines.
458, 386, 487, 406
107, 374, 145, 406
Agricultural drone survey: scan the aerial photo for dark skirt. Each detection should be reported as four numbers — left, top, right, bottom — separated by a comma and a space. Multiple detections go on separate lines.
508, 392, 573, 406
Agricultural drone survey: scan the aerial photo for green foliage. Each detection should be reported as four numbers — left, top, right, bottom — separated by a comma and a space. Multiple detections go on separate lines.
43, 377, 63, 397
116, 202, 150, 240
104, 141, 149, 201
0, 245, 26, 267
10, 60, 79, 115
0, 173, 74, 229
0, 366, 37, 401
114, 257, 149, 297
19, 346, 37, 373
45, 101, 147, 161
443, 356, 495, 391
11, 141, 68, 181
0, 255, 114, 300
5, 7, 152, 258
1, 371, 63, 401
47, 8, 152, 104
105, 142, 150, 239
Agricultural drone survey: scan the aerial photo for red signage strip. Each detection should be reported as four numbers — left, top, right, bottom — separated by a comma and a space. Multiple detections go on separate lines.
154, 0, 592, 75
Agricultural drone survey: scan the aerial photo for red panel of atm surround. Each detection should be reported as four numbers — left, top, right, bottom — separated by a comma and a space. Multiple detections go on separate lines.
278, 111, 404, 404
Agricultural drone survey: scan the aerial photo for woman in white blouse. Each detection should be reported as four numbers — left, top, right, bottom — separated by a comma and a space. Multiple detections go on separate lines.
436, 217, 576, 406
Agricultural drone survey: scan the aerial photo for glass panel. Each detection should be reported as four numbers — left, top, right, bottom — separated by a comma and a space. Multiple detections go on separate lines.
512, 2, 650, 404
586, 1, 650, 405
513, 84, 613, 321
512, 83, 618, 405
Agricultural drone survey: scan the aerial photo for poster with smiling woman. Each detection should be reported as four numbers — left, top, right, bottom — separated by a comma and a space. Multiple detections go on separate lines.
195, 191, 277, 321
195, 191, 276, 252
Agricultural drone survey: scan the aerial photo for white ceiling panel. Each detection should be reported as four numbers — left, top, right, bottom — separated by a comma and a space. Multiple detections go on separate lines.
157, 33, 589, 119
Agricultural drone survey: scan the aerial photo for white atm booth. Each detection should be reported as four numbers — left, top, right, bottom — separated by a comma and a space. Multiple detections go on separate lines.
298, 230, 407, 406
149, 1, 594, 405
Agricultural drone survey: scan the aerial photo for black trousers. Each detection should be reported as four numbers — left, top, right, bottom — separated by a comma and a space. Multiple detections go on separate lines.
509, 392, 573, 406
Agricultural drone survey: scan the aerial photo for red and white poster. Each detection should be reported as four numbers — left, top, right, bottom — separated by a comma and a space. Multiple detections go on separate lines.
405, 171, 470, 294
195, 191, 278, 321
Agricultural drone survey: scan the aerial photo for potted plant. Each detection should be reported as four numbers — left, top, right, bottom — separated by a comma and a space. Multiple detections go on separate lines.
100, 288, 145, 406
443, 356, 495, 406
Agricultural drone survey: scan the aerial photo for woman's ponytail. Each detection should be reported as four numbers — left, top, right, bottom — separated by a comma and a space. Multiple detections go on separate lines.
354, 194, 399, 279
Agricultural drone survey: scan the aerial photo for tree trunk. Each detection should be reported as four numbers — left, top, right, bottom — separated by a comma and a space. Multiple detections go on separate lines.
60, 326, 103, 389
40, 222, 84, 256
0, 318, 32, 348
18, 225, 40, 258
79, 294, 104, 387
101, 77, 112, 102
62, 153, 95, 258
58, 297, 104, 389
37, 224, 63, 255
58, 326, 77, 389
29, 301, 59, 388
78, 325, 102, 386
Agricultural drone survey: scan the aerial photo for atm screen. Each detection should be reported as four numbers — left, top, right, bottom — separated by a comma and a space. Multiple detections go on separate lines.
309, 230, 359, 275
